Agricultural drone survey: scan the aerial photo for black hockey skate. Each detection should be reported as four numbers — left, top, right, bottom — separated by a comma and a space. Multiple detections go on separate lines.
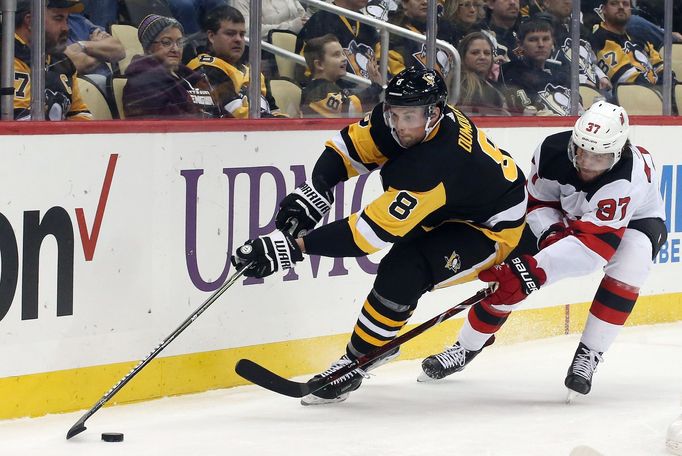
418, 335, 495, 381
565, 342, 603, 397
301, 348, 400, 406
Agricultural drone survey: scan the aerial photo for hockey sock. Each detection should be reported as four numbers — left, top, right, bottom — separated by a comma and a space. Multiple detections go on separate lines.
457, 302, 509, 351
581, 275, 639, 353
346, 289, 413, 359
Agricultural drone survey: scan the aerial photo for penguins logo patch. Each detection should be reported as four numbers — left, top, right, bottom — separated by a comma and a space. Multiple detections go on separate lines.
444, 251, 461, 273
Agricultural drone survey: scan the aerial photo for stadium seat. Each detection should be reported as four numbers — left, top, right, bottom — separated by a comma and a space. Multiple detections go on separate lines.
268, 30, 298, 80
77, 76, 113, 120
579, 84, 603, 108
112, 78, 128, 119
615, 84, 662, 115
269, 79, 301, 118
111, 24, 143, 75
668, 43, 682, 80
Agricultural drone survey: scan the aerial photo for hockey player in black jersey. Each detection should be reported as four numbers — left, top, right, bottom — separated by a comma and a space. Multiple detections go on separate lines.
421, 101, 667, 400
231, 67, 527, 405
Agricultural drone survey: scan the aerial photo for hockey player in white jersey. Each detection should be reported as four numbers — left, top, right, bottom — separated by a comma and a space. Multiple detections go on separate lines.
420, 101, 667, 398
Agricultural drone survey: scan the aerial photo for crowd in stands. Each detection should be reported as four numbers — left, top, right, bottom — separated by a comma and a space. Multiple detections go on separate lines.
4, 0, 682, 120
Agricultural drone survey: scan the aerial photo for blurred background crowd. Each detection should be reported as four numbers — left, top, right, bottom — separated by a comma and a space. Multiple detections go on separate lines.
2, 0, 681, 120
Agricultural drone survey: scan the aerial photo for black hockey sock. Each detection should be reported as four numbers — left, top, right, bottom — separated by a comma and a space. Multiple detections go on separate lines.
346, 289, 413, 359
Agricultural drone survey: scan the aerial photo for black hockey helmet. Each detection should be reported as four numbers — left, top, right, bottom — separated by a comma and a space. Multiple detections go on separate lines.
384, 67, 448, 108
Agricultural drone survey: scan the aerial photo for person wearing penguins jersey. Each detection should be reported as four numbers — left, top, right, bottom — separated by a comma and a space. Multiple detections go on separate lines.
232, 67, 528, 405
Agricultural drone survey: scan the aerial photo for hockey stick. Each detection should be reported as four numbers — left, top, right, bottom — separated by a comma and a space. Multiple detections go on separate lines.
235, 286, 495, 398
66, 263, 250, 440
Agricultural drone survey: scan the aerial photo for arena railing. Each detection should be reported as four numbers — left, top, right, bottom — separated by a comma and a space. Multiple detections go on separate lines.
246, 0, 461, 118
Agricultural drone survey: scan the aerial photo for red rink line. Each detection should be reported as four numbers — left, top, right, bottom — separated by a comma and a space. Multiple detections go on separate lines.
0, 115, 680, 136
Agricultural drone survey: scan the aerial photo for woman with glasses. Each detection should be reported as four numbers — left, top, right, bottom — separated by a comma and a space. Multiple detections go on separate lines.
123, 14, 218, 118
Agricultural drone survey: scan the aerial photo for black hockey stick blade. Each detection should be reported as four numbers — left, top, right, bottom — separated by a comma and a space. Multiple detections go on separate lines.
235, 286, 494, 399
235, 359, 312, 398
66, 418, 87, 440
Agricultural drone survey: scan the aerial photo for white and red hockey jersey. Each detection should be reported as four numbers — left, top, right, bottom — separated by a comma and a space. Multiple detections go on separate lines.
525, 130, 665, 285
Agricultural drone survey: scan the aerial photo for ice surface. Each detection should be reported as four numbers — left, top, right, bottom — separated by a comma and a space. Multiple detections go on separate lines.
2, 322, 681, 456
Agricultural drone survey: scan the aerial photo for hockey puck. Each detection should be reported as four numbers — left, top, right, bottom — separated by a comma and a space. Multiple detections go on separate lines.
101, 432, 124, 442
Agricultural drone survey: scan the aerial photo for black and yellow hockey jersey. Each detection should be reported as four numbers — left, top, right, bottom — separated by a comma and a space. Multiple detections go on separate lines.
300, 78, 363, 118
186, 53, 280, 118
589, 23, 663, 85
296, 10, 379, 80
386, 20, 454, 78
13, 35, 92, 121
303, 104, 528, 258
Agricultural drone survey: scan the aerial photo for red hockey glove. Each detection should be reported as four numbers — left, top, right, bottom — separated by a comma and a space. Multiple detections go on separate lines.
537, 223, 574, 250
478, 255, 547, 306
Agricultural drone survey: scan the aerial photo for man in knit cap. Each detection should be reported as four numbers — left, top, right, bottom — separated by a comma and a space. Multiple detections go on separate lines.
13, 0, 92, 120
122, 14, 218, 118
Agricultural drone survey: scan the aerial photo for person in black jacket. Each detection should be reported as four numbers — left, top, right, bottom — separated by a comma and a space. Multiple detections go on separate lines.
501, 19, 575, 115
123, 14, 218, 119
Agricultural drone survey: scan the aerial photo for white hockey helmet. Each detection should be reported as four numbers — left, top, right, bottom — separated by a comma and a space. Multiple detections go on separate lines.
569, 101, 630, 172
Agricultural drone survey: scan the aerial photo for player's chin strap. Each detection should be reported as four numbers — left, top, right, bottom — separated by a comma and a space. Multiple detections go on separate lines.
422, 104, 443, 143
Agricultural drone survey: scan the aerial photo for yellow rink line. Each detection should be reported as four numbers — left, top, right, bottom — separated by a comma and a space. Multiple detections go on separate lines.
2, 292, 681, 420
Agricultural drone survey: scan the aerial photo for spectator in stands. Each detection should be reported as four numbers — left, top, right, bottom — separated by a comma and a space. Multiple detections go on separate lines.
456, 32, 510, 115
590, 0, 663, 87
444, 0, 486, 46
301, 34, 382, 117
65, 13, 125, 91
624, 0, 682, 49
187, 6, 283, 118
81, 0, 118, 30
536, 0, 612, 92
484, 0, 521, 63
13, 0, 92, 120
519, 0, 543, 20
167, 0, 229, 35
502, 19, 575, 115
387, 0, 456, 78
296, 0, 380, 83
123, 14, 218, 118
234, 0, 309, 35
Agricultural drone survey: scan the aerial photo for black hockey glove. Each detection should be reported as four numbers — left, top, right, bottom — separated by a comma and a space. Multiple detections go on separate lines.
231, 230, 304, 278
275, 181, 333, 238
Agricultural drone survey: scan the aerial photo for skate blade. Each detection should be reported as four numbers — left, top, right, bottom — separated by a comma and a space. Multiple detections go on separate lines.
416, 371, 439, 383
565, 389, 582, 404
569, 445, 604, 456
300, 392, 349, 406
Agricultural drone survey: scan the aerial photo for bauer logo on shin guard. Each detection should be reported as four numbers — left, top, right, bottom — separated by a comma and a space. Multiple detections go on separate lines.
511, 257, 540, 294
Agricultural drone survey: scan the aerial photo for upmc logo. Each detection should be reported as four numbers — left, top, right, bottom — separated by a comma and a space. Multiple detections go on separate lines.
657, 164, 682, 264
0, 154, 118, 322
181, 165, 380, 292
